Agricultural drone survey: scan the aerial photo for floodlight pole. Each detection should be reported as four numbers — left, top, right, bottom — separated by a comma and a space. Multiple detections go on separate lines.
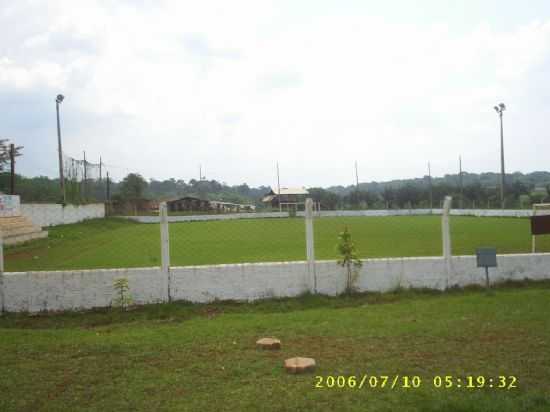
56, 94, 66, 204
355, 161, 359, 189
499, 109, 505, 209
494, 103, 506, 209
277, 161, 282, 213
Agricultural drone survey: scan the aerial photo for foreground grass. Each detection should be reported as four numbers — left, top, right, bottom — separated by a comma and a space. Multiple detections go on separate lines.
5, 215, 550, 271
1, 282, 549, 411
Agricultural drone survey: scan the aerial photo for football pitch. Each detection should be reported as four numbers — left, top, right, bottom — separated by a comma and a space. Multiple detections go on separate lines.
5, 215, 550, 272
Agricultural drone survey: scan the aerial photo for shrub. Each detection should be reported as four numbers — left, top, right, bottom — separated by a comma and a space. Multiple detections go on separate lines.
112, 278, 133, 311
336, 227, 363, 294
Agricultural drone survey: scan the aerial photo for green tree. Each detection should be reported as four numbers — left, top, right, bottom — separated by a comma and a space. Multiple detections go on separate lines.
112, 278, 133, 311
0, 139, 23, 172
308, 187, 340, 210
336, 227, 363, 294
119, 173, 147, 200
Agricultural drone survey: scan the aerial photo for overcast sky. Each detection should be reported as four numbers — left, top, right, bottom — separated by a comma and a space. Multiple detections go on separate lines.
2, 0, 550, 188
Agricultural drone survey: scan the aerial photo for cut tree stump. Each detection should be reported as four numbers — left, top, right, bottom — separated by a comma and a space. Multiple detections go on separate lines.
284, 357, 316, 374
256, 337, 281, 350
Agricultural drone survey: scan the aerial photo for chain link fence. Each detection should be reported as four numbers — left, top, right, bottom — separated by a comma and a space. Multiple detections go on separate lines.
2, 196, 549, 273
167, 208, 305, 266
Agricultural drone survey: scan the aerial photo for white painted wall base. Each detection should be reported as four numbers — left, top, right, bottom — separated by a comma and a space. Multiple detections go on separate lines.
123, 212, 288, 223
21, 203, 106, 227
2, 253, 549, 313
124, 209, 534, 223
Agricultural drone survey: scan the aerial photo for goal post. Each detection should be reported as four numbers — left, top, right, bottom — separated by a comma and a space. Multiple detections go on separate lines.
531, 203, 550, 253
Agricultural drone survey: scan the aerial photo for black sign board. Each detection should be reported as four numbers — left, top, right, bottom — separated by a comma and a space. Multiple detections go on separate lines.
476, 247, 497, 289
531, 215, 550, 235
476, 248, 497, 268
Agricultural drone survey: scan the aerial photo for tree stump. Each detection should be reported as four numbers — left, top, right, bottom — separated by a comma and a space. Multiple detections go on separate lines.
256, 337, 281, 350
284, 357, 316, 374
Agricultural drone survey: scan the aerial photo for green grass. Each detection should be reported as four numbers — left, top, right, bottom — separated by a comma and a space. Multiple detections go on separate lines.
5, 216, 550, 271
1, 282, 549, 411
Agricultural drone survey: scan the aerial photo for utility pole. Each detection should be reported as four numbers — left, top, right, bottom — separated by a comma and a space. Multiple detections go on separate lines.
428, 162, 433, 210
9, 144, 15, 195
494, 103, 506, 209
83, 151, 87, 202
99, 156, 102, 181
106, 171, 111, 201
355, 161, 359, 190
277, 161, 282, 213
56, 94, 66, 204
459, 155, 464, 209
106, 171, 111, 215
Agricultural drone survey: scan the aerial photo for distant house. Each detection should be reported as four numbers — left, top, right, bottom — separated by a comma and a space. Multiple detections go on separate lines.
210, 201, 256, 213
167, 197, 210, 212
262, 187, 309, 210
167, 197, 256, 214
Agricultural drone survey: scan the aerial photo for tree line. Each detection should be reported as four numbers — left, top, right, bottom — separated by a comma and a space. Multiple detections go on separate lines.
2, 170, 549, 210
309, 179, 549, 210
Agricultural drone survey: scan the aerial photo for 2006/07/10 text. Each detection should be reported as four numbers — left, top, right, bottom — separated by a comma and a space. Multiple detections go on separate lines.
314, 375, 518, 390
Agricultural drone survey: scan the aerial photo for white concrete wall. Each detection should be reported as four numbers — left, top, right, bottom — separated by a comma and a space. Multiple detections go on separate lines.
304, 209, 533, 218
1, 267, 167, 312
124, 211, 289, 223
20, 203, 105, 227
124, 209, 534, 223
2, 253, 549, 312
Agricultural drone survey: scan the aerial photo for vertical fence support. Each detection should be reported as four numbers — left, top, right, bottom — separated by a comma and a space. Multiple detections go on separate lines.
532, 203, 536, 253
0, 229, 4, 315
160, 202, 171, 302
442, 196, 452, 289
305, 198, 317, 293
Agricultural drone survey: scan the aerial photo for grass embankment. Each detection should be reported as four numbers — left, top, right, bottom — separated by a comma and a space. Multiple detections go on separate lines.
5, 216, 550, 271
1, 283, 549, 411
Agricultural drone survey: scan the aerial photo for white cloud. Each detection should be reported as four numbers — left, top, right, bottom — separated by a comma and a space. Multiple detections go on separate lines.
1, 1, 550, 187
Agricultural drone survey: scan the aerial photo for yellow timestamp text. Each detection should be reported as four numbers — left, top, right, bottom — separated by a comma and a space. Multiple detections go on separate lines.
314, 375, 518, 390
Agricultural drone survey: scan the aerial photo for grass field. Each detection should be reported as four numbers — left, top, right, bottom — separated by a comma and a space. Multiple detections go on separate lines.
1, 282, 549, 411
5, 215, 550, 271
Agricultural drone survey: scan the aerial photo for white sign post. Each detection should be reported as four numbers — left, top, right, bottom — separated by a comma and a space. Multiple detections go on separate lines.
441, 196, 452, 289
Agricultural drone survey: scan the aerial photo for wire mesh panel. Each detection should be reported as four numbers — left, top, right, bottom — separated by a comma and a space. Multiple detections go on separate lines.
0, 152, 151, 272
168, 211, 306, 266
3, 214, 161, 272
313, 214, 444, 260
63, 152, 108, 203
450, 215, 550, 255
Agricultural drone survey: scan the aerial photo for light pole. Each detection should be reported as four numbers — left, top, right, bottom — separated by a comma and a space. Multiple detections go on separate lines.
56, 94, 66, 204
494, 102, 506, 209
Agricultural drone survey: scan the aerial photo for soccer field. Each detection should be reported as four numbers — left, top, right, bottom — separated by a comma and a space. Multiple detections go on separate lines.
5, 215, 550, 272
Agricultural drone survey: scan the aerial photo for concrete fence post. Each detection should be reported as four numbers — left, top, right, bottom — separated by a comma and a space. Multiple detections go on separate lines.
0, 229, 4, 314
305, 198, 317, 293
160, 202, 171, 302
441, 196, 452, 289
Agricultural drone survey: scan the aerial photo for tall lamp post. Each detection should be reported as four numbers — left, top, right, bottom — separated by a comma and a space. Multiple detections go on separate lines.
494, 102, 506, 209
56, 94, 66, 204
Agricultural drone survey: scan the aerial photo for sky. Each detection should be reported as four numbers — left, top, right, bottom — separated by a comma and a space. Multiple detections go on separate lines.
1, 0, 550, 188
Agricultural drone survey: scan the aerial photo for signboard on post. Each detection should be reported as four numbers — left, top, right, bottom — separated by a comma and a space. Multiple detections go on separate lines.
476, 247, 497, 289
531, 203, 550, 253
0, 195, 21, 217
531, 215, 550, 236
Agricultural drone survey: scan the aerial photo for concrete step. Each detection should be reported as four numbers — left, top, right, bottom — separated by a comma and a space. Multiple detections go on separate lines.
4, 230, 48, 246
0, 215, 47, 245
0, 216, 33, 224
3, 225, 41, 237
0, 216, 38, 228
